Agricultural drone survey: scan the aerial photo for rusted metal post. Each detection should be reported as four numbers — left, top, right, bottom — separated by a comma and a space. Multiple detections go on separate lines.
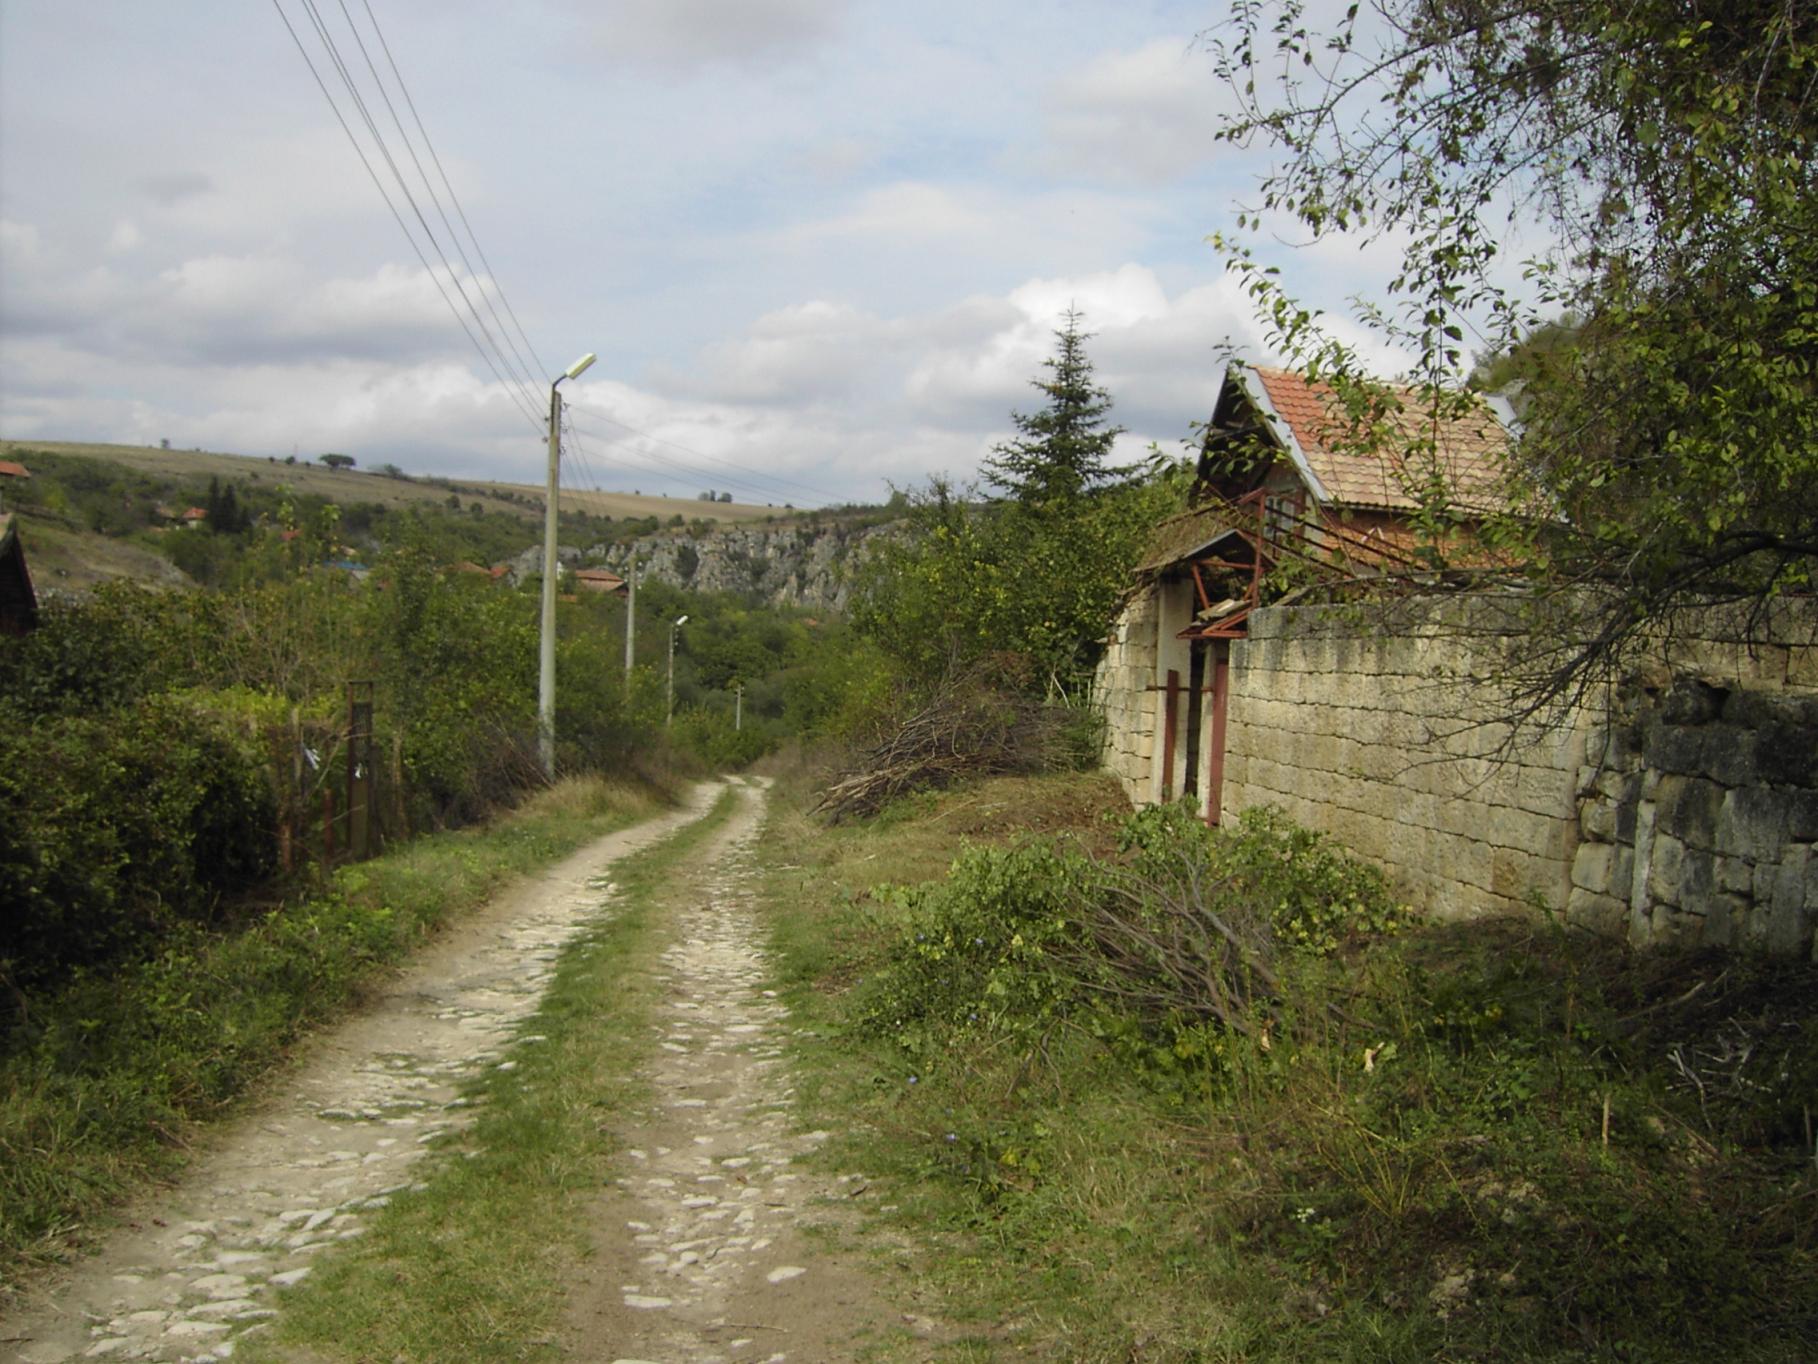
1205, 642, 1231, 826
322, 783, 335, 864
1161, 668, 1181, 802
345, 681, 375, 861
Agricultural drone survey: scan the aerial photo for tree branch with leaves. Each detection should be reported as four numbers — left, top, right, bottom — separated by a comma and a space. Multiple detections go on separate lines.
1205, 0, 1818, 712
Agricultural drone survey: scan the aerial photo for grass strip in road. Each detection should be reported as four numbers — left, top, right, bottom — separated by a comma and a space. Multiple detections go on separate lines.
247, 785, 740, 1364
0, 777, 670, 1296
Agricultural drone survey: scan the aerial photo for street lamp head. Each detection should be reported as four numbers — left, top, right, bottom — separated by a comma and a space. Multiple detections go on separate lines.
674, 614, 689, 627
563, 352, 597, 381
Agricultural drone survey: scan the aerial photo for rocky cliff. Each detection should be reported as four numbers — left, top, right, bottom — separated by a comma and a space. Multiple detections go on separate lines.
590, 518, 895, 613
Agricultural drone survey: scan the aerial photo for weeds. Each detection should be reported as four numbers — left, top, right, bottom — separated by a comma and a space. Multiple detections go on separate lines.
762, 774, 1818, 1362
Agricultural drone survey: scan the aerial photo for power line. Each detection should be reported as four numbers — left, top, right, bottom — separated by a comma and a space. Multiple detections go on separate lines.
348, 0, 551, 391
356, 0, 550, 384
273, 0, 545, 430
565, 420, 831, 506
299, 0, 542, 416
275, 2, 855, 511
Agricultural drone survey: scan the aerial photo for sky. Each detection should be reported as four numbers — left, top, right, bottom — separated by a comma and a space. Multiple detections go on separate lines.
0, 0, 1413, 508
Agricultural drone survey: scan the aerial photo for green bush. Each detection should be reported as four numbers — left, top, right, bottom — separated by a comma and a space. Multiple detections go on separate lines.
0, 696, 277, 996
854, 803, 1406, 1077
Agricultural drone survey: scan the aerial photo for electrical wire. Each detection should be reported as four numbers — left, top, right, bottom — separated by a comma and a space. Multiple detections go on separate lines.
356, 0, 551, 384
567, 414, 843, 509
272, 0, 544, 430
565, 420, 833, 506
344, 0, 550, 393
298, 0, 542, 417
274, 0, 852, 510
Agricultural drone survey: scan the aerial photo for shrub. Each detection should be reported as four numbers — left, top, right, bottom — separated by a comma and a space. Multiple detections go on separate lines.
0, 695, 277, 997
854, 802, 1406, 1076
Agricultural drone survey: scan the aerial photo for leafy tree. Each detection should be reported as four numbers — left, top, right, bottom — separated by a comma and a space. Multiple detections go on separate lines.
854, 476, 1170, 693
318, 453, 356, 471
1206, 0, 1818, 711
982, 309, 1127, 508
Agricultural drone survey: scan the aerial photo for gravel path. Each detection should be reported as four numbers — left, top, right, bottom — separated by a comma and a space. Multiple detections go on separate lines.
562, 777, 924, 1363
1, 785, 720, 1364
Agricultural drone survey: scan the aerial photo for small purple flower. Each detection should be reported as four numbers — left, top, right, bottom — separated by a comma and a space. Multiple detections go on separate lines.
907, 1074, 918, 1084
945, 1132, 958, 1142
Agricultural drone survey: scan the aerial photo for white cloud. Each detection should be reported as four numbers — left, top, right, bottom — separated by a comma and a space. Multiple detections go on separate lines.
107, 220, 143, 254
580, 0, 847, 69
1042, 37, 1233, 184
136, 171, 215, 206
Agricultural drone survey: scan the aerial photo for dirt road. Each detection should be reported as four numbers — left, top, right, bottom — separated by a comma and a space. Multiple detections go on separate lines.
561, 778, 914, 1364
3, 778, 920, 1364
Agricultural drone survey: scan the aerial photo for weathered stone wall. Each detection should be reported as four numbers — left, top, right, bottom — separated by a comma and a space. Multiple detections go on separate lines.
1095, 586, 1160, 800
1569, 680, 1818, 954
1221, 600, 1591, 921
1094, 588, 1818, 954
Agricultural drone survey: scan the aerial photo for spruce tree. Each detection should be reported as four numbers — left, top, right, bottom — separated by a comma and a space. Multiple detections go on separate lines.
983, 309, 1125, 508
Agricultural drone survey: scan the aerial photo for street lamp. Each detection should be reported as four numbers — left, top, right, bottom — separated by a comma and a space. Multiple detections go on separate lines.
539, 351, 597, 780
666, 613, 689, 727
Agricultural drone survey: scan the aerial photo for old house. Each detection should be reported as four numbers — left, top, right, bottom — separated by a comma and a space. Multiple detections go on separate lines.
1096, 365, 1817, 954
572, 567, 629, 597
1097, 362, 1515, 821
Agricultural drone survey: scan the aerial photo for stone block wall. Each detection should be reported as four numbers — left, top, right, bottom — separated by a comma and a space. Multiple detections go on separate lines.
1220, 600, 1593, 920
1094, 587, 1818, 954
1569, 681, 1818, 954
1095, 588, 1160, 800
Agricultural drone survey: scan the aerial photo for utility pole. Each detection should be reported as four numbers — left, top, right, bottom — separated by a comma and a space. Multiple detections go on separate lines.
623, 556, 636, 697
735, 682, 743, 731
539, 352, 596, 780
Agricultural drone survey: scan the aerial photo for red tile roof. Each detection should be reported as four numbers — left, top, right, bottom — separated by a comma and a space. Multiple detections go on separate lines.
1245, 366, 1511, 515
0, 460, 31, 478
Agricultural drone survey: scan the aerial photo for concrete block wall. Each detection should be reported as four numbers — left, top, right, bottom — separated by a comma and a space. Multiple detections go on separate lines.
1095, 589, 1818, 952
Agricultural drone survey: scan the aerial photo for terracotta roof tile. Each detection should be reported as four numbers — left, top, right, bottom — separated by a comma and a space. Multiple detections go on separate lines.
1249, 366, 1510, 515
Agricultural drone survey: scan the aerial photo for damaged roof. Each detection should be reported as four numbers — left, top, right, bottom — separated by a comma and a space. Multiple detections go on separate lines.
1135, 504, 1240, 574
1222, 365, 1515, 516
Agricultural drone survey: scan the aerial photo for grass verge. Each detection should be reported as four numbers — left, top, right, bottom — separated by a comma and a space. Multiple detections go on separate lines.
759, 769, 1818, 1363
0, 776, 672, 1297
243, 784, 741, 1363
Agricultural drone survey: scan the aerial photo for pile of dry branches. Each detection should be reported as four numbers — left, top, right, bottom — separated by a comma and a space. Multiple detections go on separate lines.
1059, 849, 1282, 1037
815, 671, 1075, 822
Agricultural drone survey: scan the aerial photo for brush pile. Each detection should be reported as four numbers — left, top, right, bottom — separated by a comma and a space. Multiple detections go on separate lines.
815, 671, 1078, 822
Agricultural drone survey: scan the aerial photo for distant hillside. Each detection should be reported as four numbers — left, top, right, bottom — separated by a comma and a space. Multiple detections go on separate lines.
0, 439, 790, 526
0, 438, 895, 608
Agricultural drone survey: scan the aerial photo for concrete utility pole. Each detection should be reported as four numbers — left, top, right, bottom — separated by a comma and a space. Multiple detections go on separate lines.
539, 352, 596, 780
623, 556, 637, 697
735, 682, 743, 731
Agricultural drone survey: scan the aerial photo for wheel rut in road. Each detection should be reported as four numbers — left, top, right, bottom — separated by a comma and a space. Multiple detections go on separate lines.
2, 785, 720, 1364
562, 777, 934, 1364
